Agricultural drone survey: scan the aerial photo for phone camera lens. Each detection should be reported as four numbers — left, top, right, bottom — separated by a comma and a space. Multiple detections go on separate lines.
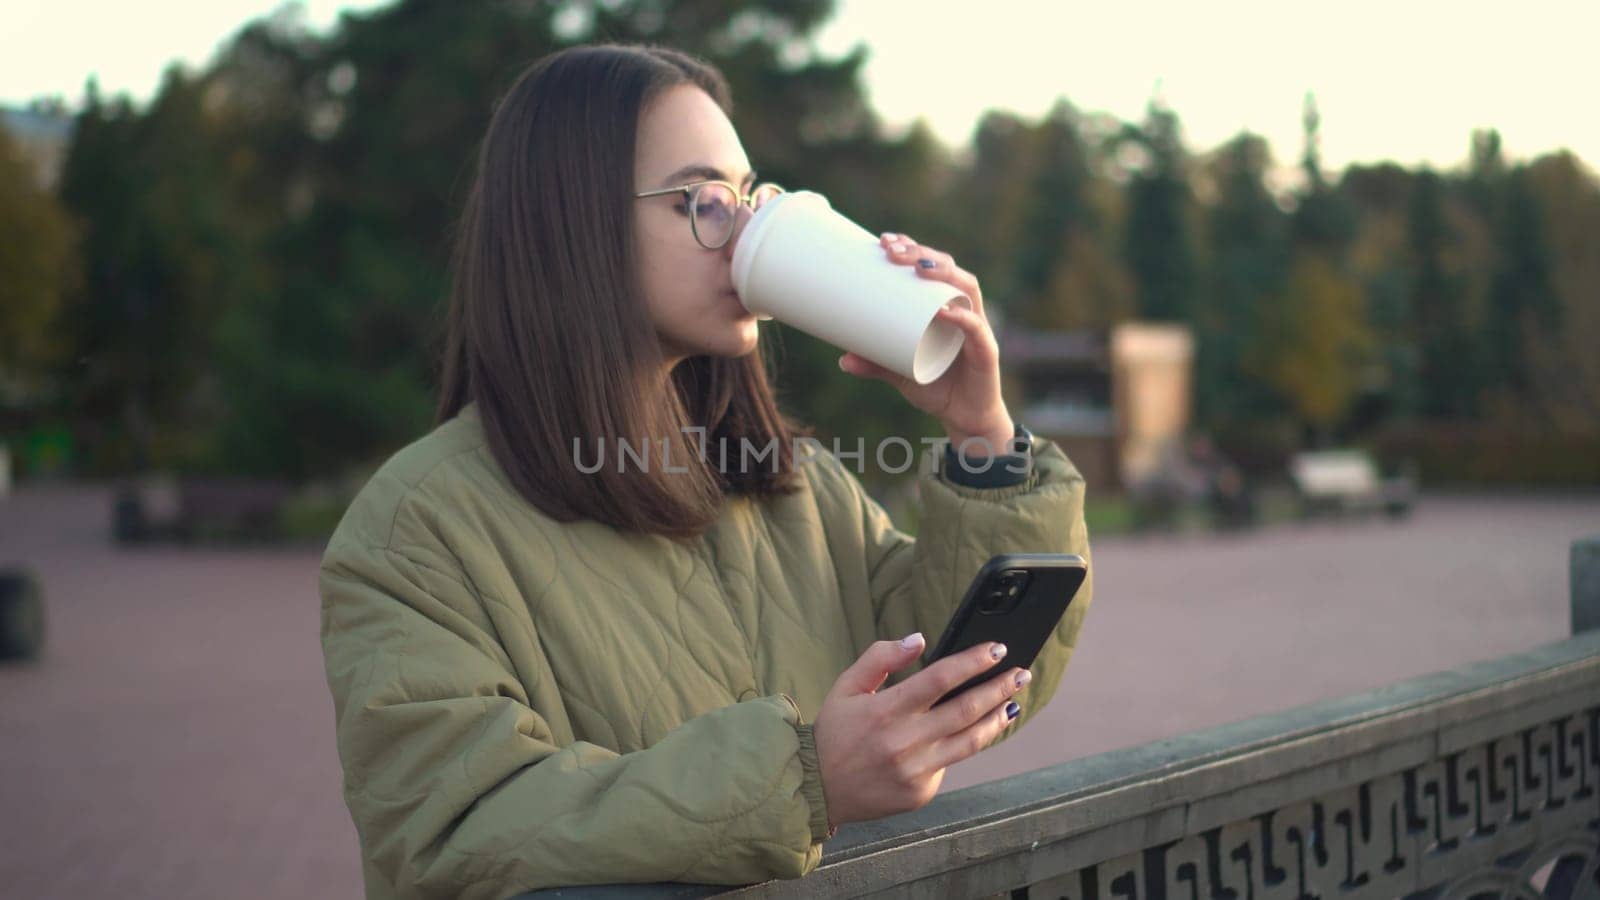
1001, 570, 1030, 600
981, 569, 1032, 614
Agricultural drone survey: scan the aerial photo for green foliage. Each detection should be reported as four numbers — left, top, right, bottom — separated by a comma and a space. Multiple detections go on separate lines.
31, 0, 1600, 487
1520, 152, 1600, 435
1195, 133, 1291, 427
1484, 167, 1560, 397
1119, 100, 1198, 322
1407, 168, 1482, 418
934, 104, 1132, 332
1250, 254, 1374, 433
54, 72, 257, 471
0, 125, 77, 397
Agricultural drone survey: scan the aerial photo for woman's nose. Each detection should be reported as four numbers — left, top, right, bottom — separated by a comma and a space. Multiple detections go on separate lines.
723, 205, 756, 259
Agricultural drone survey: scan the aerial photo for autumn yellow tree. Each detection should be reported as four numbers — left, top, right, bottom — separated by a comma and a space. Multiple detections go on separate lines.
1523, 151, 1600, 434
0, 123, 77, 399
1250, 253, 1374, 436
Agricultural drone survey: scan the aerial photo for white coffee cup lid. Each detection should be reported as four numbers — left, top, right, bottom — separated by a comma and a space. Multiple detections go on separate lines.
728, 189, 970, 384
731, 191, 831, 318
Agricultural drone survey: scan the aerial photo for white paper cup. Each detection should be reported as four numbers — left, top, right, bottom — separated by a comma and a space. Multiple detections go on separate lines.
731, 191, 970, 385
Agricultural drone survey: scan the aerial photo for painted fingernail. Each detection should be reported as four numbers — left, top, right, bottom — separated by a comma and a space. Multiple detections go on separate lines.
1015, 670, 1032, 689
1005, 701, 1021, 720
990, 643, 1008, 661
917, 258, 936, 269
890, 243, 907, 254
900, 632, 925, 651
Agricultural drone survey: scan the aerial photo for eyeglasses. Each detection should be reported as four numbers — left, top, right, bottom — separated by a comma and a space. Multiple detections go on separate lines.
633, 180, 785, 250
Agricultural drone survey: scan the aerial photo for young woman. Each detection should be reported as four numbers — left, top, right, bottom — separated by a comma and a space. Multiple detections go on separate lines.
319, 43, 1094, 899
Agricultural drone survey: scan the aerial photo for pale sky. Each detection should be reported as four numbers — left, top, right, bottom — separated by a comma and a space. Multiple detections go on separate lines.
4, 0, 1596, 175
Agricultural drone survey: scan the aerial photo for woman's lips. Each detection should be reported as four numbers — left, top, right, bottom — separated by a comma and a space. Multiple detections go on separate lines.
726, 291, 760, 320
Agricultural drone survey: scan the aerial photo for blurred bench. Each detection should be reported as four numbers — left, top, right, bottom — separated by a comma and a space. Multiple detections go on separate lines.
113, 476, 291, 542
1289, 449, 1413, 518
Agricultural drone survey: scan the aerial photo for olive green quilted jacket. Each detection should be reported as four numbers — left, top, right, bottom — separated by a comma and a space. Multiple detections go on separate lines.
319, 403, 1093, 899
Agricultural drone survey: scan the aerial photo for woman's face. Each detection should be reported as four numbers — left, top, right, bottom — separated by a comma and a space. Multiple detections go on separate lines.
633, 85, 761, 367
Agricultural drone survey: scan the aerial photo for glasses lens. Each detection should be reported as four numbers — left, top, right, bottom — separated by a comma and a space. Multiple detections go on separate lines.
690, 182, 737, 248
751, 183, 783, 211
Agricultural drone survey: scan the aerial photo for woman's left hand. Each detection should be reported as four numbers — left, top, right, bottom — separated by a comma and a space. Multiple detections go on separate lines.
838, 232, 1015, 455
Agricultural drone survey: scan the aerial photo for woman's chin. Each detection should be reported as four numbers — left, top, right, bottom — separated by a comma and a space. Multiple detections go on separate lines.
717, 303, 762, 355
722, 320, 761, 357
663, 299, 762, 360
671, 326, 759, 361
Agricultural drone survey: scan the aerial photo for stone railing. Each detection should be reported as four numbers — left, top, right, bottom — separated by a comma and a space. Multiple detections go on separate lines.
520, 536, 1600, 899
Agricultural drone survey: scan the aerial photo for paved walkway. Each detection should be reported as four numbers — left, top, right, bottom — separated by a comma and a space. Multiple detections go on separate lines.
1, 483, 1594, 898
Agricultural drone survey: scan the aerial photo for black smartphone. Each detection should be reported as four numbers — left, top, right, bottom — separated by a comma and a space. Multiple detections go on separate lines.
922, 553, 1088, 706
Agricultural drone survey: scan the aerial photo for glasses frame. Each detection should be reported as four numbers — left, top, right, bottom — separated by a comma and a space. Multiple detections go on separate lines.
633, 179, 785, 250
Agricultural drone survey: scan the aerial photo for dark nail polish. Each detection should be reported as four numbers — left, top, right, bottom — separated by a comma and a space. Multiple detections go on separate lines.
1005, 701, 1021, 720
917, 258, 936, 269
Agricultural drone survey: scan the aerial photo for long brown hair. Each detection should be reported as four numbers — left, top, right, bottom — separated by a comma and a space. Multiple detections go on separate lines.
435, 44, 811, 541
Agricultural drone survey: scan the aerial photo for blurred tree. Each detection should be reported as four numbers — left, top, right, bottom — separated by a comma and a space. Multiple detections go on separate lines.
55, 72, 256, 471
1118, 97, 1198, 322
114, 0, 914, 479
1483, 165, 1560, 407
1406, 168, 1481, 419
1242, 98, 1373, 441
1463, 128, 1504, 216
1195, 133, 1290, 426
945, 110, 1035, 309
1290, 94, 1357, 254
0, 123, 77, 401
941, 103, 1131, 333
1013, 102, 1095, 324
1249, 253, 1373, 439
1522, 151, 1600, 434
201, 6, 448, 477
42, 0, 1600, 488
1036, 226, 1136, 331
1340, 162, 1418, 421
1024, 104, 1134, 331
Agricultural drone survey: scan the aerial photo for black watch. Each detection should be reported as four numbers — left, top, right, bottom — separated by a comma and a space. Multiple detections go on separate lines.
1009, 421, 1034, 456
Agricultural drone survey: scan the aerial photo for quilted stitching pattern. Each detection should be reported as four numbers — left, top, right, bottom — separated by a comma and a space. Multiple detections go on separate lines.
318, 404, 1093, 897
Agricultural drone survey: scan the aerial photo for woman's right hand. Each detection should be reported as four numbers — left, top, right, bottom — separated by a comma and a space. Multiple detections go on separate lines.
811, 633, 1031, 830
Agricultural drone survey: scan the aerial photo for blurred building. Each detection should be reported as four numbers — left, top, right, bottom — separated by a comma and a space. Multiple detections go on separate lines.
1, 104, 75, 190
999, 322, 1195, 492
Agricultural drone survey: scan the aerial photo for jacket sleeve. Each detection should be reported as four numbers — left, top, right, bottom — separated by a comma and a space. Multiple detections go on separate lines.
823, 436, 1094, 741
319, 535, 831, 900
